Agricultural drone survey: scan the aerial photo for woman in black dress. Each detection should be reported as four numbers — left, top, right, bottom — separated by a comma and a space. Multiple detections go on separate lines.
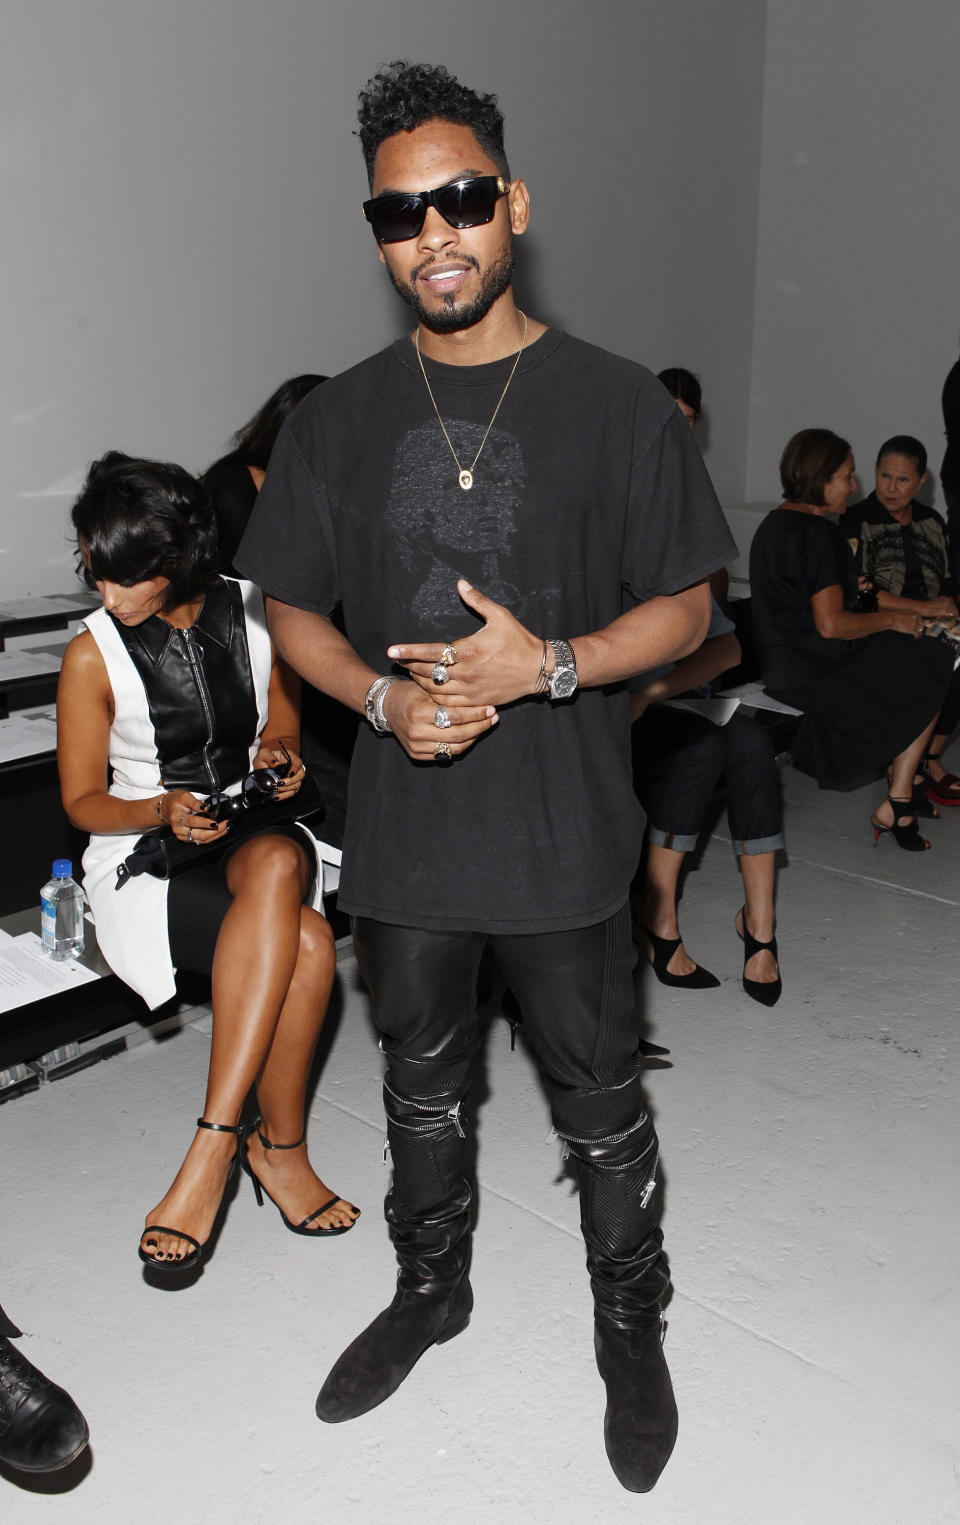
843, 434, 960, 806
203, 374, 327, 571
749, 429, 954, 851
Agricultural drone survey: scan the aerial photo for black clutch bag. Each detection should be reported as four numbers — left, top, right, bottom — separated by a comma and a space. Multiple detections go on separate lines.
114, 773, 325, 889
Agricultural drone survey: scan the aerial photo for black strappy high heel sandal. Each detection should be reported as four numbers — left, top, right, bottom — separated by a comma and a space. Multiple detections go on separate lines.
888, 766, 940, 819
138, 1118, 242, 1275
242, 1119, 359, 1237
736, 907, 782, 1007
634, 923, 720, 989
871, 796, 931, 852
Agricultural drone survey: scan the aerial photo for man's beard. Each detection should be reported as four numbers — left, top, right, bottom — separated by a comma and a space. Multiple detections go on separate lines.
389, 241, 515, 334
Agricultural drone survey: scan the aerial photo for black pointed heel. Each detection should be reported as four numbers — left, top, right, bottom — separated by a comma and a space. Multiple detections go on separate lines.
138, 1118, 242, 1275
634, 923, 720, 989
736, 907, 782, 1007
871, 796, 931, 852
242, 1119, 359, 1237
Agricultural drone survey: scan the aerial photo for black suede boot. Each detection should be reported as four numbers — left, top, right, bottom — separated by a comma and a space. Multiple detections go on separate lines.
316, 1052, 473, 1424
552, 1062, 676, 1493
0, 1334, 89, 1473
315, 1275, 473, 1422
594, 1316, 677, 1492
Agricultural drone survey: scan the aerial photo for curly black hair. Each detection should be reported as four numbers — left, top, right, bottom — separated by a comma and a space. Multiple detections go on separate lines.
357, 60, 510, 187
73, 451, 219, 612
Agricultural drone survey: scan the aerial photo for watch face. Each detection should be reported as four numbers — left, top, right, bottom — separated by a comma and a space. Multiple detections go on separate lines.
551, 667, 579, 699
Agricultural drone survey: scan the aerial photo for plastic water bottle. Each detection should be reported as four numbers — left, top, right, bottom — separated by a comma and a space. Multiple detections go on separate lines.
40, 859, 85, 960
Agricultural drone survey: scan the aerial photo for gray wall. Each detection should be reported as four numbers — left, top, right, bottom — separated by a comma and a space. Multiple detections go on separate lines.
2, 0, 766, 597
746, 0, 960, 506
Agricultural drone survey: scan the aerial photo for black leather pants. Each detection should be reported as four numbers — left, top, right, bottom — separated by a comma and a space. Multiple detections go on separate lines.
352, 905, 670, 1328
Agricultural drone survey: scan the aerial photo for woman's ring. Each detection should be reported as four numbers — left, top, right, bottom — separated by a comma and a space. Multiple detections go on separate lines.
178, 811, 185, 825
431, 662, 450, 685
188, 827, 194, 843
434, 705, 451, 729
440, 644, 458, 666
434, 741, 453, 762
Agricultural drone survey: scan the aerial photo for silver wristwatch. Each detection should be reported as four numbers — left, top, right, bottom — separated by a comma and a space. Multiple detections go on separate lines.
546, 638, 578, 700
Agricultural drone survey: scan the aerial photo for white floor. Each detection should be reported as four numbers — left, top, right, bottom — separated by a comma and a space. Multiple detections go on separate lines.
2, 763, 960, 1523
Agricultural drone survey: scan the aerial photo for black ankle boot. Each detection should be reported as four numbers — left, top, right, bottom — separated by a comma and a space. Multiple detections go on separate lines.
316, 1278, 473, 1422
594, 1316, 678, 1492
0, 1335, 90, 1473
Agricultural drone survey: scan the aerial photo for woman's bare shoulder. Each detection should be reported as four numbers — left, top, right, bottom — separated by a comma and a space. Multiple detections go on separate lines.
60, 629, 108, 686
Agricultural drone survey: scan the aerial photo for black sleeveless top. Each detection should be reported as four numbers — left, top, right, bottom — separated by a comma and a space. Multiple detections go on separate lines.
110, 578, 259, 794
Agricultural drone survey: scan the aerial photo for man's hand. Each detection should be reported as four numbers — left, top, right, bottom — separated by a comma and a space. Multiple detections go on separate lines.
387, 580, 544, 709
382, 677, 499, 762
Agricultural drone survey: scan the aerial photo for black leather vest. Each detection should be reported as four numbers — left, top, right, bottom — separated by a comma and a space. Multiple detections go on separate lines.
112, 578, 260, 793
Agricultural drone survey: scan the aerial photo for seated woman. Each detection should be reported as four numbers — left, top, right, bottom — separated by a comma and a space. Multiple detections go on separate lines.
203, 374, 327, 571
632, 603, 784, 1006
749, 430, 954, 850
842, 435, 960, 806
57, 452, 357, 1277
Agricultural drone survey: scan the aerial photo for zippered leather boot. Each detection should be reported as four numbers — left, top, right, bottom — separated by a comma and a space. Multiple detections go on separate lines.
316, 1052, 473, 1422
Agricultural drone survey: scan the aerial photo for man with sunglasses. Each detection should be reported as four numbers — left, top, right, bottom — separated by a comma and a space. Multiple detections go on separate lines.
236, 60, 734, 1494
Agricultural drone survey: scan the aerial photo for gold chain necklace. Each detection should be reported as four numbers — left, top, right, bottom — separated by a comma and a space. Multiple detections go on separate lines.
414, 311, 528, 490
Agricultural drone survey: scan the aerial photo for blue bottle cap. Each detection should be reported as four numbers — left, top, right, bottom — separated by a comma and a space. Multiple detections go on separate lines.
52, 859, 73, 878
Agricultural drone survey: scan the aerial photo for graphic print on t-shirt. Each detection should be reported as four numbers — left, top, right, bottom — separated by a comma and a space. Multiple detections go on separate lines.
384, 421, 556, 628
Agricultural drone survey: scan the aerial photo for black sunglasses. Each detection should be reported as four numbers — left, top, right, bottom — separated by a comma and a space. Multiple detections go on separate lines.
201, 742, 293, 823
362, 175, 508, 244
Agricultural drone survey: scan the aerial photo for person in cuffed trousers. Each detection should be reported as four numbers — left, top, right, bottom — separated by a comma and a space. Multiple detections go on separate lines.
235, 59, 735, 1493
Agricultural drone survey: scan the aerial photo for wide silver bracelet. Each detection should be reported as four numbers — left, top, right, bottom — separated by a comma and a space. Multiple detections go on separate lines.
364, 675, 395, 734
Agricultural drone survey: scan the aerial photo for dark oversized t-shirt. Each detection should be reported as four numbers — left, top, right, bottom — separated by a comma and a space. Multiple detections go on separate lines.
236, 329, 735, 932
750, 507, 861, 693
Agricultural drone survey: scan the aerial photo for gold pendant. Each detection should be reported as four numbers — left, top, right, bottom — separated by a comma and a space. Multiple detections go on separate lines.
458, 469, 473, 491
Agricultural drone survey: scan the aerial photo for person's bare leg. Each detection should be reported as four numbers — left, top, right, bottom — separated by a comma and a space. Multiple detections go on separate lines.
735, 850, 778, 984
141, 834, 312, 1263
874, 716, 939, 828
633, 844, 698, 978
245, 906, 359, 1231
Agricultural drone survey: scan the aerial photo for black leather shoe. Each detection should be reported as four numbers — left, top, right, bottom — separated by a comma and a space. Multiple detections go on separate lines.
0, 1336, 89, 1473
594, 1316, 678, 1493
316, 1280, 472, 1423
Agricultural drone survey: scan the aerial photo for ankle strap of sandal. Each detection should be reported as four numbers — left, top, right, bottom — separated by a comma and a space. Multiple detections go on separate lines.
196, 1118, 243, 1135
255, 1121, 305, 1151
888, 796, 915, 823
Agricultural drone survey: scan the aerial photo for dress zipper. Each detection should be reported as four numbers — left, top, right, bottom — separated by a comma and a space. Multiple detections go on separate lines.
181, 629, 220, 796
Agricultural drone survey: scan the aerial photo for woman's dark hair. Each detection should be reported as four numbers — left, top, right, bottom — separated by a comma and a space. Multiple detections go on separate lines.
779, 429, 852, 506
876, 434, 927, 476
657, 367, 702, 417
357, 60, 510, 187
72, 451, 219, 612
206, 374, 327, 474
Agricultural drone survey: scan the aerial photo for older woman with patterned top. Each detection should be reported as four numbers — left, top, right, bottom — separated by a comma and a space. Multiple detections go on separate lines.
842, 435, 960, 806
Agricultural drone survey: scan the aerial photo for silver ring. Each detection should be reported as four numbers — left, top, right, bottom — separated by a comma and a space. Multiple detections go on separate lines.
434, 741, 453, 762
431, 662, 449, 685
440, 644, 458, 666
434, 705, 451, 729
188, 827, 194, 843
178, 812, 185, 826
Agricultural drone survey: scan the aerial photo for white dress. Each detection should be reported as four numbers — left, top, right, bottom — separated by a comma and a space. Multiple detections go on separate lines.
80, 579, 333, 1010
